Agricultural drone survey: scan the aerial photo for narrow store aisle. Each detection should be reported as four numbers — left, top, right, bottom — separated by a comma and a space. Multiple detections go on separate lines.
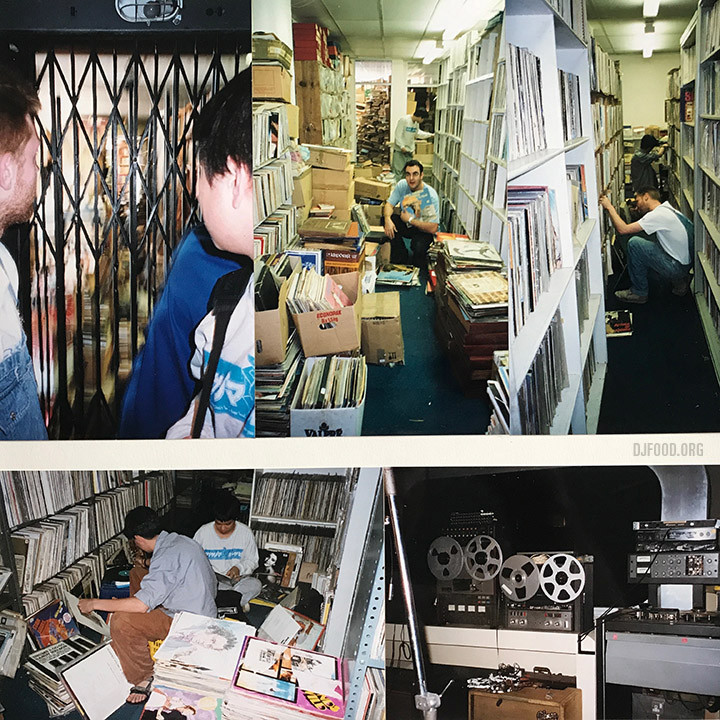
598, 272, 720, 433
362, 282, 490, 436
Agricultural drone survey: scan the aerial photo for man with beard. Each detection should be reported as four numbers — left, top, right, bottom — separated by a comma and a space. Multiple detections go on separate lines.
383, 159, 440, 271
0, 64, 46, 439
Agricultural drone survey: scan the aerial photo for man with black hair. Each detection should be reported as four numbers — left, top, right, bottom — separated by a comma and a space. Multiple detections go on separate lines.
600, 186, 693, 304
391, 107, 433, 181
78, 506, 216, 704
193, 490, 261, 612
0, 63, 47, 440
630, 133, 666, 192
119, 67, 253, 439
383, 159, 440, 270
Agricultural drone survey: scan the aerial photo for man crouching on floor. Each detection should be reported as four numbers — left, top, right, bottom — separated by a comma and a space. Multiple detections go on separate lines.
78, 506, 217, 704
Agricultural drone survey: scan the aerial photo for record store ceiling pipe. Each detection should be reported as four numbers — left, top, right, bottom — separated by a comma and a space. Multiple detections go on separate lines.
649, 466, 709, 521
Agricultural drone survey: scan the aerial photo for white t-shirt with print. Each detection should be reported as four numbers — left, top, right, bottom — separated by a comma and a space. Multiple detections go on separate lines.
193, 521, 259, 577
637, 201, 691, 265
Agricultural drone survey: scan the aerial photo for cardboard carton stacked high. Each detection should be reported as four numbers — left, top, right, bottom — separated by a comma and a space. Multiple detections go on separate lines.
253, 32, 294, 104
357, 86, 390, 164
292, 22, 330, 65
307, 145, 354, 221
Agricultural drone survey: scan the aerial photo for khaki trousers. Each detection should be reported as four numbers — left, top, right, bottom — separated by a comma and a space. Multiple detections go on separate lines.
109, 567, 172, 686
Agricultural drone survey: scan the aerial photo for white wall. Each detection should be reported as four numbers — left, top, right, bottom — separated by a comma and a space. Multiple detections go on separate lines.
613, 51, 681, 129
252, 0, 295, 103
390, 59, 409, 144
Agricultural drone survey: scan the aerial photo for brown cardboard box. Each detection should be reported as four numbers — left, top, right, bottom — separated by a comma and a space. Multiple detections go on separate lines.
407, 90, 416, 115
252, 65, 292, 102
255, 279, 290, 367
286, 103, 300, 138
361, 203, 384, 225
414, 153, 434, 170
252, 33, 293, 70
314, 181, 355, 209
291, 271, 362, 357
361, 291, 404, 365
311, 166, 354, 190
468, 688, 581, 720
354, 164, 375, 178
355, 177, 392, 201
415, 139, 434, 154
292, 167, 313, 225
306, 144, 352, 171
330, 207, 353, 221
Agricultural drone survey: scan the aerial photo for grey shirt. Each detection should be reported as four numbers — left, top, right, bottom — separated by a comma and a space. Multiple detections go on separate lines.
134, 531, 217, 617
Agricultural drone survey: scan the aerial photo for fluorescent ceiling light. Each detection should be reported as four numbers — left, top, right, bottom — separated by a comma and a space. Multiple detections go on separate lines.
643, 0, 660, 17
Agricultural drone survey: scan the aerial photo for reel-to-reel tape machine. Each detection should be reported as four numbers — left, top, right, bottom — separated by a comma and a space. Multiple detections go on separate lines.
427, 514, 593, 632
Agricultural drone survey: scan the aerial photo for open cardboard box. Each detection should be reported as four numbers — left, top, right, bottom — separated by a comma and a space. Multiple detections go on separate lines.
255, 278, 290, 367
361, 291, 404, 365
290, 271, 363, 357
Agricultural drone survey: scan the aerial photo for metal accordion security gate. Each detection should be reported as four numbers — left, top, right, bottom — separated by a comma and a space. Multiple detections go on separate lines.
1, 5, 249, 438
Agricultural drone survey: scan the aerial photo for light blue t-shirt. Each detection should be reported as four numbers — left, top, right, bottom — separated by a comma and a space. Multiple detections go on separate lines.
387, 180, 440, 225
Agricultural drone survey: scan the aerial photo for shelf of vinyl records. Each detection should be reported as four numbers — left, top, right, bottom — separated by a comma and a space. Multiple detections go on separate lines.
506, 0, 607, 434
253, 102, 298, 256
0, 471, 174, 617
666, 67, 682, 207
693, 0, 720, 385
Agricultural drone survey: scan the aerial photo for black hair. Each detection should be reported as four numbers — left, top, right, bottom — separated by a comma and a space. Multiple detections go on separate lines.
413, 108, 428, 120
640, 133, 660, 151
194, 68, 251, 181
635, 186, 660, 201
403, 159, 424, 174
123, 506, 162, 540
213, 490, 241, 522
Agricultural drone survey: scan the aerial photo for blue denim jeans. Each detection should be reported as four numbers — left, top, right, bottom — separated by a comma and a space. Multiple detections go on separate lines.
627, 235, 691, 297
0, 340, 47, 440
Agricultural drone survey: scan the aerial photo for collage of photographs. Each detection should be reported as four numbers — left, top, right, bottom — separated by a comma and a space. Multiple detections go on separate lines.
1, 0, 720, 718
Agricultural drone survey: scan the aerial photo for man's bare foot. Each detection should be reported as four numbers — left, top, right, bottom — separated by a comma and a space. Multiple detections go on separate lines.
127, 677, 153, 704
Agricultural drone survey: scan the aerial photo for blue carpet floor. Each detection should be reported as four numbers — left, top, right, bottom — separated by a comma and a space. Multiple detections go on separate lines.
598, 270, 720, 433
362, 280, 490, 435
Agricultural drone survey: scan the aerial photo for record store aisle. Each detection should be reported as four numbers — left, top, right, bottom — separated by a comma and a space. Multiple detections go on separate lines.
0, 469, 385, 720
253, 1, 509, 438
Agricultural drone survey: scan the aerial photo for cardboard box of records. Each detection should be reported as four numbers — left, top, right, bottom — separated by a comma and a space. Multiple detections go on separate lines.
291, 271, 363, 357
252, 64, 292, 103
256, 276, 291, 367
290, 356, 366, 437
355, 177, 392, 201
306, 144, 352, 171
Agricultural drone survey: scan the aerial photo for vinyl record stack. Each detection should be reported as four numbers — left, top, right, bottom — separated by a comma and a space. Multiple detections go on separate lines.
222, 637, 346, 720
433, 236, 509, 395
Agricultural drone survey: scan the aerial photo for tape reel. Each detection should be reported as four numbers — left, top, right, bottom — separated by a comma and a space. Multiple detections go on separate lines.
539, 553, 585, 603
464, 535, 503, 582
499, 554, 540, 601
428, 536, 464, 580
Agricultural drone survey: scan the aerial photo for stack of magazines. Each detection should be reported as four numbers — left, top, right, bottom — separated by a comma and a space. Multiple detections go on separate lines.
286, 268, 351, 314
442, 238, 504, 272
222, 637, 346, 719
153, 612, 254, 695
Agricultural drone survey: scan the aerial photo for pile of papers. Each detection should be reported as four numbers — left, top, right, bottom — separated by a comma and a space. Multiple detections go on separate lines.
153, 612, 254, 695
141, 684, 223, 720
376, 263, 420, 287
0, 609, 27, 679
286, 268, 351, 314
222, 637, 346, 720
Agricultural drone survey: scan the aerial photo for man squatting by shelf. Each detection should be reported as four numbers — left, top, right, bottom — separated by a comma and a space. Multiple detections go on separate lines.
0, 63, 47, 440
383, 159, 440, 271
600, 187, 693, 304
78, 506, 217, 704
391, 107, 433, 181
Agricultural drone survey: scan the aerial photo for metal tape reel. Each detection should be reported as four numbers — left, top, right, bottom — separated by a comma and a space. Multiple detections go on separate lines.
540, 553, 586, 603
427, 536, 464, 580
464, 535, 503, 581
499, 554, 540, 601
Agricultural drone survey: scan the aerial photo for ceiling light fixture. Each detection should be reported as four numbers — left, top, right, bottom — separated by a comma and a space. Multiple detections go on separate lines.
643, 0, 660, 18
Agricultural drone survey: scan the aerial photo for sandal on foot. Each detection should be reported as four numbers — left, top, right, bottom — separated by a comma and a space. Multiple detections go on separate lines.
127, 677, 153, 704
